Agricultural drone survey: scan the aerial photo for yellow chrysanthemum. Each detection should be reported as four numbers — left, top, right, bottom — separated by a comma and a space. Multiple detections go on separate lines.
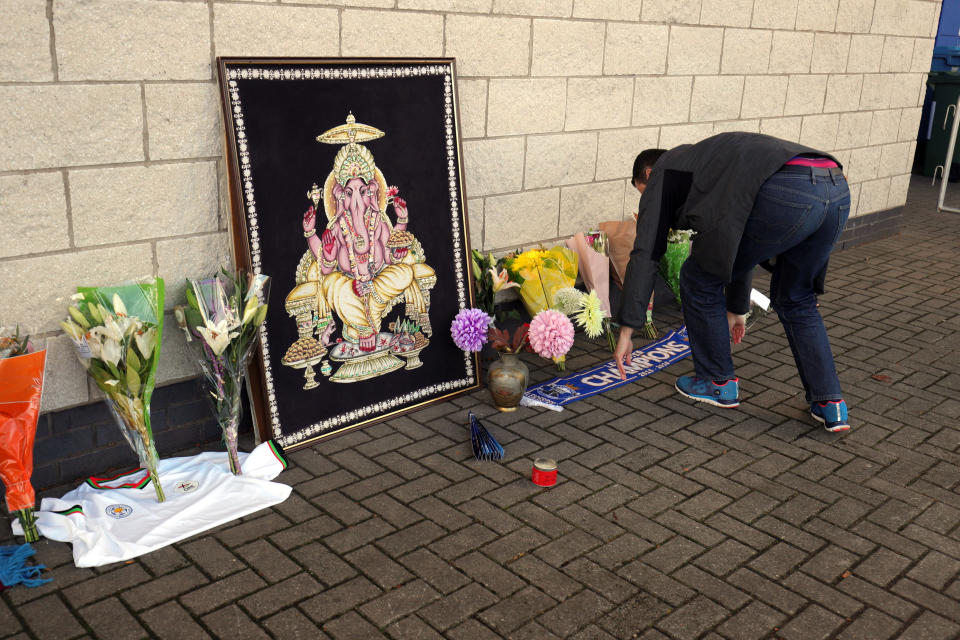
511, 249, 548, 273
575, 290, 605, 338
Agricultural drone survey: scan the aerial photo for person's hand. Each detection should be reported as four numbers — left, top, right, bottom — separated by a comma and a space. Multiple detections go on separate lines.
321, 229, 335, 250
613, 326, 635, 380
303, 206, 316, 233
728, 311, 746, 344
393, 247, 408, 260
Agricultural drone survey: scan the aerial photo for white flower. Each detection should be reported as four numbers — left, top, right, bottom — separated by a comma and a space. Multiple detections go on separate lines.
88, 326, 122, 367
134, 327, 157, 358
111, 293, 128, 317
197, 319, 239, 356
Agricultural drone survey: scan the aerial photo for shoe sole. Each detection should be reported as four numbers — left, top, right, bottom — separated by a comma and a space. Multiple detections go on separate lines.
810, 412, 850, 432
675, 382, 739, 408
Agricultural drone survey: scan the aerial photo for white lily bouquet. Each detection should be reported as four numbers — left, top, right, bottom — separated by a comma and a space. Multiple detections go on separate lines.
176, 271, 269, 475
60, 278, 166, 502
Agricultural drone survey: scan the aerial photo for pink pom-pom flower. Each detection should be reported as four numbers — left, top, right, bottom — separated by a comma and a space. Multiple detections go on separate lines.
528, 309, 575, 360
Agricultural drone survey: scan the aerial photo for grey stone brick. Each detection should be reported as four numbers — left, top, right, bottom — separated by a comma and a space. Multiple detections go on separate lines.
898, 611, 960, 640
837, 608, 901, 640
716, 600, 786, 640
79, 597, 148, 640
202, 605, 270, 640
509, 501, 576, 536
618, 562, 695, 607
180, 569, 267, 615
693, 538, 757, 577
673, 564, 750, 609
508, 553, 582, 600
777, 603, 845, 640
538, 588, 613, 637
300, 575, 382, 623
141, 601, 212, 640
749, 541, 808, 579
357, 579, 440, 627
18, 595, 84, 638
728, 568, 807, 615
235, 540, 300, 584
263, 609, 328, 639
655, 595, 727, 640
562, 558, 635, 604
418, 583, 498, 630
121, 566, 208, 611
782, 572, 864, 618
641, 536, 704, 573
906, 550, 960, 590
478, 585, 557, 634
63, 564, 151, 608
399, 548, 471, 594
238, 572, 322, 618
428, 522, 499, 560
837, 576, 918, 621
535, 528, 604, 568
454, 551, 525, 596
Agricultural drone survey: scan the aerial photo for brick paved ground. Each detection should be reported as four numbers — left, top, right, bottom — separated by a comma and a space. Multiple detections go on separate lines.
3, 175, 960, 639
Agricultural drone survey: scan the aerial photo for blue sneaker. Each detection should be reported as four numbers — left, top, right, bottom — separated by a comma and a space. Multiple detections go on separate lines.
810, 400, 850, 432
675, 376, 740, 408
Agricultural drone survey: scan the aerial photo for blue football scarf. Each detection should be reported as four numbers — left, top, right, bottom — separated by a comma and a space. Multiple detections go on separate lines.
523, 326, 690, 407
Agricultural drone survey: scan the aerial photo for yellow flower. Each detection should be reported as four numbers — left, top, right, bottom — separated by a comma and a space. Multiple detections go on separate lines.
511, 250, 547, 273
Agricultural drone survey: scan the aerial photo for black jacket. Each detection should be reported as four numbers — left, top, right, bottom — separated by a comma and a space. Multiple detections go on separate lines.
618, 132, 841, 330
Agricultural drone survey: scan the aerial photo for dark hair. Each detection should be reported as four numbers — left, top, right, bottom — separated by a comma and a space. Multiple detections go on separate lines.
632, 149, 668, 186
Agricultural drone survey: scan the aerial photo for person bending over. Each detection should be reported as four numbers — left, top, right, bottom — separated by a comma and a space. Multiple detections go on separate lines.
613, 132, 851, 432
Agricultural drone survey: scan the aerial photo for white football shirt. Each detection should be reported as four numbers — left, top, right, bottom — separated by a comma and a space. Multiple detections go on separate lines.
14, 441, 292, 567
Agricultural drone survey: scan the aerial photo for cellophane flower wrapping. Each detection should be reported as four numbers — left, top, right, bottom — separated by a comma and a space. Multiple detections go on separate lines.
505, 247, 578, 319
60, 278, 166, 502
659, 230, 694, 308
565, 232, 611, 316
177, 272, 270, 475
0, 329, 45, 542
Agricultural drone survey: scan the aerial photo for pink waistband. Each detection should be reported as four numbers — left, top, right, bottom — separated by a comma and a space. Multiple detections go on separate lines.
784, 156, 838, 168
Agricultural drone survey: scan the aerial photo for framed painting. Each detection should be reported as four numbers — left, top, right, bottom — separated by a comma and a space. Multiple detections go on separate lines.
216, 58, 480, 450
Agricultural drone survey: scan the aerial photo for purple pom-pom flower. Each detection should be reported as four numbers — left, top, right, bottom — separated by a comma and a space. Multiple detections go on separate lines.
451, 308, 493, 352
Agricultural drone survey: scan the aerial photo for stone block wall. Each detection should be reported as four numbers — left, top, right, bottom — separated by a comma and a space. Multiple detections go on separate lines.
0, 0, 942, 414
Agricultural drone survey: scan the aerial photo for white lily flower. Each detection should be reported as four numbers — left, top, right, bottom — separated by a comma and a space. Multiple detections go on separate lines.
101, 314, 125, 344
196, 319, 239, 356
99, 333, 123, 367
134, 327, 157, 358
489, 267, 520, 293
112, 293, 128, 317
85, 329, 104, 360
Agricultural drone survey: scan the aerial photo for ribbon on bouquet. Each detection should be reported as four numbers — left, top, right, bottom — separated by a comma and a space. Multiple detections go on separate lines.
523, 326, 691, 408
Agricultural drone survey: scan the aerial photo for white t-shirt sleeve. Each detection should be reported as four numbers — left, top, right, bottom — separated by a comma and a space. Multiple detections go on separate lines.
240, 440, 289, 480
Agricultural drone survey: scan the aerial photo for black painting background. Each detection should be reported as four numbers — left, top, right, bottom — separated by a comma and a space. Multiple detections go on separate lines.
230, 63, 474, 441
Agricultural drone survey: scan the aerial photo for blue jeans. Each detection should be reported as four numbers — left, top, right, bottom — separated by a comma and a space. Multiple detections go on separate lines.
679, 167, 851, 402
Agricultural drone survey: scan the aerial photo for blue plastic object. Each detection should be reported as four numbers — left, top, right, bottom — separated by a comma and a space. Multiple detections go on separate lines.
467, 411, 504, 462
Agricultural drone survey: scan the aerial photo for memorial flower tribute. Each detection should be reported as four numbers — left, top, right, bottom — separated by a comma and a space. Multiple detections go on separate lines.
0, 327, 45, 542
176, 271, 270, 475
61, 278, 166, 502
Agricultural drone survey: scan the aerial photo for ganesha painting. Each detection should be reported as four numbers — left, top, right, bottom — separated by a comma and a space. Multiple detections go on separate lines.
282, 113, 437, 385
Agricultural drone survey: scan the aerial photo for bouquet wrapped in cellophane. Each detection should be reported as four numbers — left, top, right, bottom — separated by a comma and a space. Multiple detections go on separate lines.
659, 229, 694, 309
0, 328, 45, 542
175, 271, 269, 475
504, 246, 578, 319
60, 278, 166, 502
565, 230, 617, 351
